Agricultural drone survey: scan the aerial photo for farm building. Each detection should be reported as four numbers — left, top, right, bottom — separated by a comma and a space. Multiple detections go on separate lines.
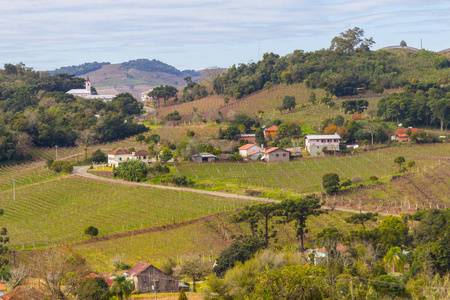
247, 150, 264, 161
126, 262, 179, 293
390, 128, 421, 142
263, 147, 290, 162
108, 148, 150, 167
238, 144, 263, 158
192, 153, 217, 163
237, 134, 256, 143
264, 125, 278, 137
305, 134, 341, 156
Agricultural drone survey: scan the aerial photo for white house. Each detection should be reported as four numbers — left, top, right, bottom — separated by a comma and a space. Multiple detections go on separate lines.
140, 88, 153, 101
67, 76, 116, 102
108, 148, 150, 167
262, 147, 290, 163
305, 134, 341, 156
238, 144, 263, 158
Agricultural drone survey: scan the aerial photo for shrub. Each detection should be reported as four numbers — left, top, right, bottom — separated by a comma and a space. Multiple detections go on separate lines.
172, 174, 192, 186
113, 160, 148, 182
369, 176, 379, 182
322, 173, 340, 194
50, 160, 73, 173
91, 149, 107, 163
84, 226, 99, 238
230, 153, 243, 161
340, 179, 352, 188
351, 176, 363, 184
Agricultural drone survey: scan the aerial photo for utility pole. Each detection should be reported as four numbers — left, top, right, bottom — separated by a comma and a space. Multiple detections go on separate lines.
55, 145, 58, 160
13, 179, 15, 201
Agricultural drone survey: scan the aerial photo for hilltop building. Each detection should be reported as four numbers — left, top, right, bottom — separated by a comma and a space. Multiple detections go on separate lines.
67, 76, 116, 101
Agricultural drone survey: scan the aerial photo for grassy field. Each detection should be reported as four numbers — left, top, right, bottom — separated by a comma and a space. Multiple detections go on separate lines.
74, 210, 372, 270
0, 176, 256, 249
175, 143, 450, 198
0, 161, 60, 191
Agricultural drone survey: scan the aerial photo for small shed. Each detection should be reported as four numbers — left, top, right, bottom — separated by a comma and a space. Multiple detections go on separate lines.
247, 150, 264, 161
126, 262, 179, 293
192, 153, 217, 163
263, 147, 290, 163
237, 134, 256, 143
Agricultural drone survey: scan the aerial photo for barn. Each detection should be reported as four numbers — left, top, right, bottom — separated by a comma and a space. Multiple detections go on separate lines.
126, 262, 179, 293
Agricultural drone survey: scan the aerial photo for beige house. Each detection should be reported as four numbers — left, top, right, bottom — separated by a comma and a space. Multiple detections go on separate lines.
263, 147, 290, 162
238, 144, 263, 158
108, 148, 150, 167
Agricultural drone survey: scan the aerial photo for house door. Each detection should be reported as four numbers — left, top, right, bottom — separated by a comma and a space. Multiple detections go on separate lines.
142, 277, 150, 292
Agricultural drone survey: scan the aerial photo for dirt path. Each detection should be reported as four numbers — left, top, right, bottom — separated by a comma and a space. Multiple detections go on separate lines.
72, 165, 276, 203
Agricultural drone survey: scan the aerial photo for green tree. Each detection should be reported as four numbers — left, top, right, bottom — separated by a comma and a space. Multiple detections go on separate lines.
322, 173, 340, 194
230, 114, 255, 130
0, 209, 8, 275
282, 95, 296, 110
178, 289, 188, 300
213, 236, 266, 277
222, 125, 241, 140
276, 122, 302, 139
84, 226, 99, 238
280, 198, 324, 250
148, 85, 178, 107
110, 274, 134, 300
250, 264, 332, 299
186, 130, 195, 137
394, 156, 406, 168
181, 256, 211, 291
108, 93, 143, 116
400, 40, 407, 47
159, 147, 173, 163
160, 258, 177, 276
429, 98, 450, 131
330, 27, 375, 52
135, 134, 145, 144
362, 121, 379, 145
113, 160, 148, 182
378, 216, 408, 247
383, 246, 405, 273
371, 275, 407, 298
316, 227, 343, 264
77, 277, 110, 300
91, 149, 107, 163
255, 128, 265, 146
345, 212, 378, 230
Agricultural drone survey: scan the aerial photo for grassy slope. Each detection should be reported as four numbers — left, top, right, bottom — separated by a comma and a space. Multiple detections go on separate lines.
0, 176, 254, 249
175, 143, 450, 198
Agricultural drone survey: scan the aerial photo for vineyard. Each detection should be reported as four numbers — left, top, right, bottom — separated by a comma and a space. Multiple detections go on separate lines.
74, 210, 370, 270
0, 177, 255, 249
338, 162, 450, 213
0, 161, 60, 191
175, 143, 450, 197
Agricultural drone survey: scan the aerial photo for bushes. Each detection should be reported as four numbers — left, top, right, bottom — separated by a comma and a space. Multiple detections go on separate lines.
49, 160, 73, 173
113, 160, 148, 182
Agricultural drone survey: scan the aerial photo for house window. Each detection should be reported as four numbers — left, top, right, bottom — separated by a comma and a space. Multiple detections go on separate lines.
143, 156, 146, 159
118, 157, 121, 161
276, 154, 279, 157
283, 153, 286, 157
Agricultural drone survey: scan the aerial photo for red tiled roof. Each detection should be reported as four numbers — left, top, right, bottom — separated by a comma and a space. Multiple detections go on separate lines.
238, 144, 256, 150
315, 244, 347, 253
393, 128, 420, 135
126, 261, 151, 276
265, 125, 278, 132
398, 134, 409, 138
247, 150, 263, 156
108, 148, 132, 155
263, 147, 290, 154
134, 150, 149, 156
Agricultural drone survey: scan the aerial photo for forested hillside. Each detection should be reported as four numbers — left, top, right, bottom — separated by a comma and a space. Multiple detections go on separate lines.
48, 61, 111, 76
0, 64, 146, 162
213, 29, 450, 99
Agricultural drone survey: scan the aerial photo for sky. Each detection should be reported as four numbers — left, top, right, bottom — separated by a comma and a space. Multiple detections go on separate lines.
0, 0, 449, 71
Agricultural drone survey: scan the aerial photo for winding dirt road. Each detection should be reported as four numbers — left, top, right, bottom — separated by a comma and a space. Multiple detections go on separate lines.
72, 166, 396, 216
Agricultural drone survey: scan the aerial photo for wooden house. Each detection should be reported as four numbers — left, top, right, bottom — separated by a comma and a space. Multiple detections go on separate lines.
126, 262, 178, 293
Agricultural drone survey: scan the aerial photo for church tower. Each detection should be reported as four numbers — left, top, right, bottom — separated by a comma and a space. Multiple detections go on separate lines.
85, 76, 91, 93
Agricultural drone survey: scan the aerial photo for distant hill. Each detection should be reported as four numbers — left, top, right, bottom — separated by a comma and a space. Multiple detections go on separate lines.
48, 61, 111, 76
49, 59, 202, 98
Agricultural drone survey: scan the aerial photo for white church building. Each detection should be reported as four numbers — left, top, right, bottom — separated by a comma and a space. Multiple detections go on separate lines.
67, 76, 116, 101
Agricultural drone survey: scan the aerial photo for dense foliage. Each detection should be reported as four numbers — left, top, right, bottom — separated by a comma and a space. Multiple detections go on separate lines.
180, 76, 208, 102
0, 65, 147, 162
112, 160, 148, 182
213, 30, 449, 98
378, 83, 450, 130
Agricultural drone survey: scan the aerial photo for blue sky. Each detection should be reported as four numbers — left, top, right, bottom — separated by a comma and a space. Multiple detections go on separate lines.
0, 0, 449, 71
